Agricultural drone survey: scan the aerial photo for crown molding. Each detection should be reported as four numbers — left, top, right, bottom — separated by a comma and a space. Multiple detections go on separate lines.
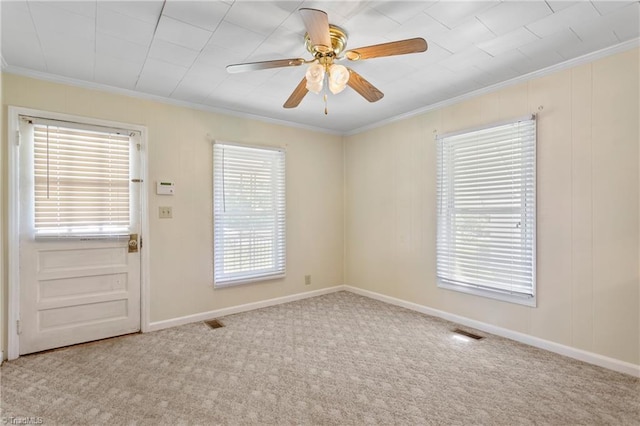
345, 38, 640, 136
3, 38, 638, 137
1, 65, 343, 136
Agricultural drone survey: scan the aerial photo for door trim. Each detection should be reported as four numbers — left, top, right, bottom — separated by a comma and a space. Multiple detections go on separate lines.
7, 106, 150, 360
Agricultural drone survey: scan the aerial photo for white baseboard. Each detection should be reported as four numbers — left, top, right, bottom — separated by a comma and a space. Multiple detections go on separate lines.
344, 285, 640, 378
147, 285, 346, 332
145, 283, 638, 377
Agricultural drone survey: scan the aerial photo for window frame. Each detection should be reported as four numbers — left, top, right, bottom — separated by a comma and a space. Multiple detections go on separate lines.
212, 141, 286, 288
435, 115, 537, 307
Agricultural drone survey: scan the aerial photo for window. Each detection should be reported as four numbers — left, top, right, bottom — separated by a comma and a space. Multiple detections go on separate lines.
213, 142, 286, 287
436, 116, 536, 305
27, 118, 136, 238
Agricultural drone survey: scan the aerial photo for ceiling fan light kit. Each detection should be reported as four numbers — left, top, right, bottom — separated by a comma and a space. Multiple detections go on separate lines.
226, 8, 428, 113
305, 63, 349, 95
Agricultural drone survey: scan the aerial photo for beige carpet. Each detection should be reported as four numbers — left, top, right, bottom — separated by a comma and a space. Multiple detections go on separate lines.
1, 291, 638, 425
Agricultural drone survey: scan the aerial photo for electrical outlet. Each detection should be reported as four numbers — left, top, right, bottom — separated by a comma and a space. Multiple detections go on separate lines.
305, 275, 311, 285
159, 206, 172, 219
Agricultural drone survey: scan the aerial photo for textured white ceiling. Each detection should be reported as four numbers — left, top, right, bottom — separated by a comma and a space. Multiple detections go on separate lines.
2, 0, 638, 133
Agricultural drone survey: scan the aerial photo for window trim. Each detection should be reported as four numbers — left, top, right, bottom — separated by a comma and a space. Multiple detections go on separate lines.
212, 141, 286, 288
435, 115, 537, 307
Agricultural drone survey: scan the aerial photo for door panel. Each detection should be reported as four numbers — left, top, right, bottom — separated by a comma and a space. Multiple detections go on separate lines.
38, 246, 128, 270
18, 117, 141, 355
40, 300, 128, 329
38, 272, 128, 299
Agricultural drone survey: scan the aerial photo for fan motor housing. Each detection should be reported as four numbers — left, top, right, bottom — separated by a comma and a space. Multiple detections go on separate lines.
305, 25, 348, 56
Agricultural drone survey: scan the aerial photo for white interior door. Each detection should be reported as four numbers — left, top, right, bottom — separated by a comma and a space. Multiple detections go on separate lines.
18, 117, 141, 355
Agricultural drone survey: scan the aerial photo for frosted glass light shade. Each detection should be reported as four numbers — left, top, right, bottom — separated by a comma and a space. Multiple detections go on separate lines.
305, 64, 325, 94
328, 64, 349, 94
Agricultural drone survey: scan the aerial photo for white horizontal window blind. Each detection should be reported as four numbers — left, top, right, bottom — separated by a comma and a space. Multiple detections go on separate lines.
436, 116, 536, 303
213, 142, 286, 287
32, 122, 132, 237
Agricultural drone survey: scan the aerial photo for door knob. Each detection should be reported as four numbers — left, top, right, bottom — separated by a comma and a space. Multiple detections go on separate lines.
128, 233, 138, 253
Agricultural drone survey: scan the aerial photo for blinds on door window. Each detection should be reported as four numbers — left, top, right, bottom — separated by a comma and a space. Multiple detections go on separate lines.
213, 142, 286, 287
436, 116, 536, 302
32, 121, 132, 237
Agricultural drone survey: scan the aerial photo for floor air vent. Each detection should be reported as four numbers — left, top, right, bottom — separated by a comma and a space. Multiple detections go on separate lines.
453, 328, 484, 340
204, 319, 224, 329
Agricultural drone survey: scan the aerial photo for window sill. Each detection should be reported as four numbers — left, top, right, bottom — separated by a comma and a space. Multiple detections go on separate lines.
437, 280, 537, 307
214, 273, 286, 288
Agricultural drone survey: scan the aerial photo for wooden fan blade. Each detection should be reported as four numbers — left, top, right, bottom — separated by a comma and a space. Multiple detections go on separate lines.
283, 77, 309, 108
345, 38, 427, 61
347, 69, 384, 103
226, 58, 305, 74
299, 8, 331, 51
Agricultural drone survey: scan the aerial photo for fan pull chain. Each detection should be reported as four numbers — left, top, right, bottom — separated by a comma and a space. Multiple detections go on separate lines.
323, 69, 329, 115
322, 63, 329, 115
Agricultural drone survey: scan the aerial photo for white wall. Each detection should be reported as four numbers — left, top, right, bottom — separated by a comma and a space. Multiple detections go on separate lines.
345, 48, 640, 365
1, 74, 345, 354
2, 48, 638, 368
